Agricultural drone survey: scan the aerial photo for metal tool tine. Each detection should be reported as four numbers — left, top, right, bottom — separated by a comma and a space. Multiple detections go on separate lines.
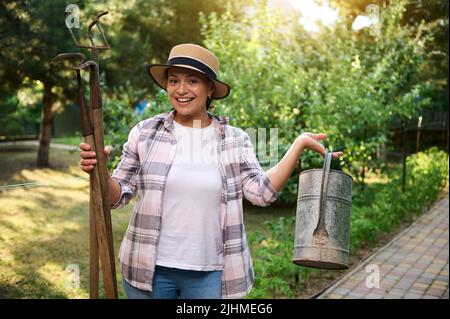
51, 53, 86, 70
65, 11, 110, 50
88, 11, 110, 51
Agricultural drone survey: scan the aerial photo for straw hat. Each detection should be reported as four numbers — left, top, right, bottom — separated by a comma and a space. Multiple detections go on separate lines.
147, 43, 230, 99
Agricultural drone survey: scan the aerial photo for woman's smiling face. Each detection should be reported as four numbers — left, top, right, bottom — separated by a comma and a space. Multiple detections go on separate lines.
167, 66, 214, 118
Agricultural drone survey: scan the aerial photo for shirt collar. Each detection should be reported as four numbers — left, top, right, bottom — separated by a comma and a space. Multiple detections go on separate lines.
161, 109, 229, 136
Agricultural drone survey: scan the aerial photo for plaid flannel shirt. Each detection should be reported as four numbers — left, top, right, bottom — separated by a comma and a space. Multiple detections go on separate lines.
111, 110, 279, 299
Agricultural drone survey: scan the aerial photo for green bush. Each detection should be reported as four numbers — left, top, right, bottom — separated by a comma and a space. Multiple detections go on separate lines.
350, 147, 448, 251
102, 90, 140, 171
103, 86, 173, 171
249, 217, 315, 299
0, 93, 41, 137
247, 148, 448, 298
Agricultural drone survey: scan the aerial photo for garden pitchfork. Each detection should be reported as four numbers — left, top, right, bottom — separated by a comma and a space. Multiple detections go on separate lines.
52, 11, 117, 299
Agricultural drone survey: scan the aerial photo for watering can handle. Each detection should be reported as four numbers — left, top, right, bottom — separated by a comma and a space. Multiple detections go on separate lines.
322, 151, 333, 194
313, 150, 333, 236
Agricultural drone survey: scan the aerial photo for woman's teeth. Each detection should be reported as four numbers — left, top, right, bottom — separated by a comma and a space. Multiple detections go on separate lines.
176, 98, 194, 102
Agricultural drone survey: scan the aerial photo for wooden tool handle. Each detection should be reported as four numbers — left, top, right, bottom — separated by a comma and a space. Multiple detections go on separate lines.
77, 71, 93, 137
89, 64, 118, 299
85, 134, 99, 299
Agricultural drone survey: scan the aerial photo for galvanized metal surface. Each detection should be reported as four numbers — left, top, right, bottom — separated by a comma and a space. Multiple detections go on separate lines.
293, 152, 353, 270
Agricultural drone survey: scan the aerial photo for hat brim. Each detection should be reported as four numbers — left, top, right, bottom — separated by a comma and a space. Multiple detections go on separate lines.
147, 64, 230, 100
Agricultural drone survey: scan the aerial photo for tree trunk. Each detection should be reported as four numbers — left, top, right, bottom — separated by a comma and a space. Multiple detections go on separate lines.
361, 121, 367, 191
416, 116, 422, 153
37, 82, 54, 167
376, 141, 387, 163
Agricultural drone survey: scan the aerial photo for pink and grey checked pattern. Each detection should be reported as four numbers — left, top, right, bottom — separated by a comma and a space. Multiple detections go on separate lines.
318, 196, 449, 299
111, 110, 279, 299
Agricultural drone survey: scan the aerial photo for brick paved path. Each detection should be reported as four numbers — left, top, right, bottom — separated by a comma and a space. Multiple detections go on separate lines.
317, 195, 449, 299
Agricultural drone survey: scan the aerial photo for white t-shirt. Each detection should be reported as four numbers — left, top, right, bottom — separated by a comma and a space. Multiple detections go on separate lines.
156, 119, 223, 271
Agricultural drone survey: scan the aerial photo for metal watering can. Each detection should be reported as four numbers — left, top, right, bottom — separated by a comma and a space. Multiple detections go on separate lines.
293, 151, 353, 270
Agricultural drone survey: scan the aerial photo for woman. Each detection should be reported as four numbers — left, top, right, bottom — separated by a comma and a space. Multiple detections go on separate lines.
79, 43, 343, 299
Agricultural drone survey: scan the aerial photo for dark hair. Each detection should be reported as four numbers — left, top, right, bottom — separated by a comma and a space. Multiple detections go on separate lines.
206, 96, 214, 110
206, 79, 215, 110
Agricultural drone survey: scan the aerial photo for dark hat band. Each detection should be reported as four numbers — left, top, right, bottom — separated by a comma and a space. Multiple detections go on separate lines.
168, 57, 217, 80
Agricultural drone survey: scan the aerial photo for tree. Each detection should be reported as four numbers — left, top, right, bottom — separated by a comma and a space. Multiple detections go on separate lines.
0, 0, 249, 167
0, 0, 88, 167
331, 0, 449, 111
92, 0, 247, 97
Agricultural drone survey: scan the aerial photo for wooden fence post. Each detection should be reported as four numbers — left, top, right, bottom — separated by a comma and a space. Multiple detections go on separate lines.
416, 116, 422, 153
402, 120, 408, 193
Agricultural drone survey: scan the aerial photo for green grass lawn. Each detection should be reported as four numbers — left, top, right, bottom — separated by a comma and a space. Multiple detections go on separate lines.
0, 144, 120, 298
0, 144, 294, 298
51, 136, 84, 146
0, 144, 79, 184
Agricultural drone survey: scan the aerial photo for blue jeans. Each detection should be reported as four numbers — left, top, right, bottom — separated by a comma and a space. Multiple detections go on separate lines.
122, 265, 223, 299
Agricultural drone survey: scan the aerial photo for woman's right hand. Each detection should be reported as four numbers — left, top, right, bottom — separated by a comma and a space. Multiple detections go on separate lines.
79, 143, 111, 173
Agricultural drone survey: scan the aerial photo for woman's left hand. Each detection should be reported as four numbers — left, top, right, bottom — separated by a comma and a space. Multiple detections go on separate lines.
296, 132, 343, 159
266, 132, 343, 192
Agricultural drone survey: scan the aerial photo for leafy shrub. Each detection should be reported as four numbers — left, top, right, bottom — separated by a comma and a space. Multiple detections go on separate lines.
350, 147, 448, 250
0, 93, 41, 137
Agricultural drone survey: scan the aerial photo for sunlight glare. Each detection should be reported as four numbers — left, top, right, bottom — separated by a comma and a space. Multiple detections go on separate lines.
287, 0, 339, 32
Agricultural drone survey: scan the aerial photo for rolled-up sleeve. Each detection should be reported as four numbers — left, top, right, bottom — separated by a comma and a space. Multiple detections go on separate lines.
240, 132, 279, 206
111, 124, 141, 209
